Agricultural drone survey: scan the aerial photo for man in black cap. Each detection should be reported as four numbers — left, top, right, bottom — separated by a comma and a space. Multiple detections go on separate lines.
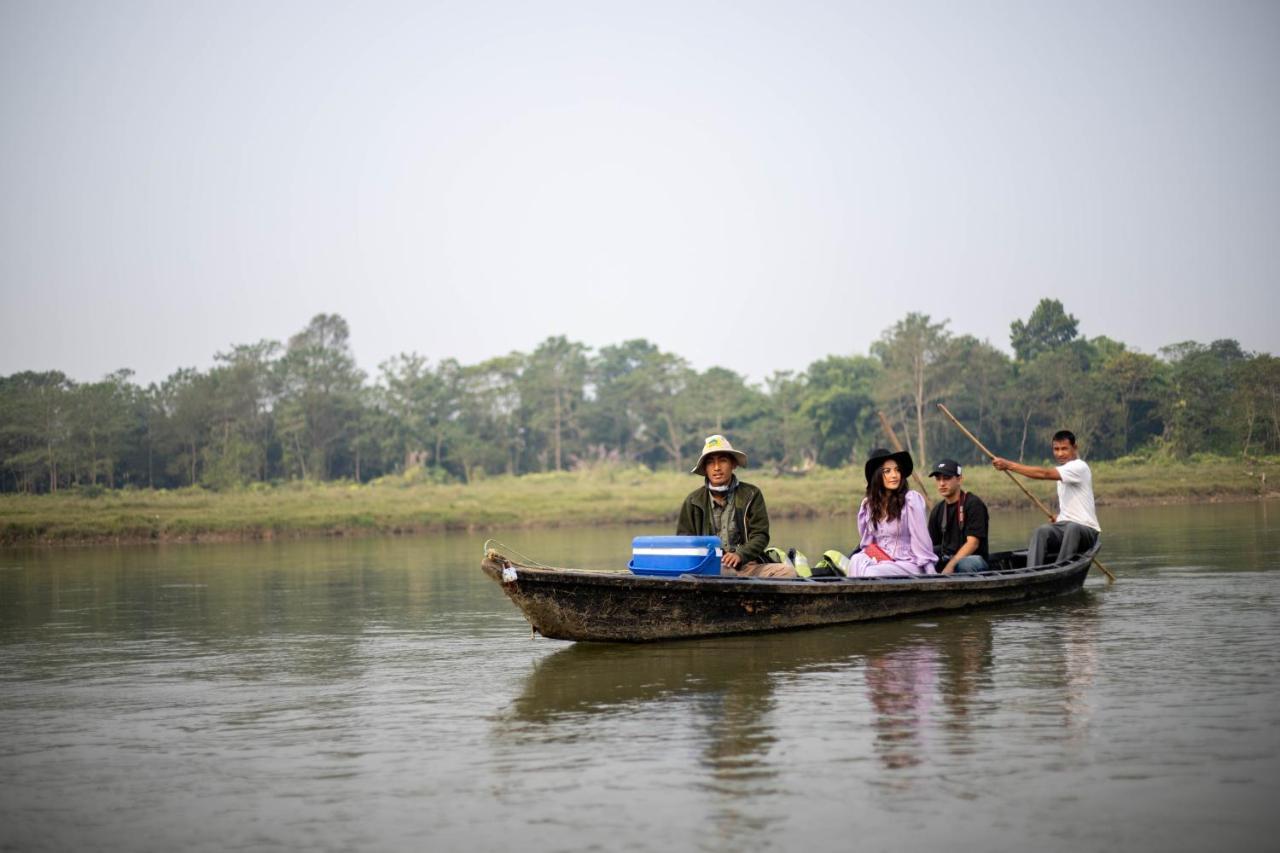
926, 459, 990, 574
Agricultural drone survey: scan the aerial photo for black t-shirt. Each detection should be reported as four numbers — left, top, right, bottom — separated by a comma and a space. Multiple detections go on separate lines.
927, 492, 990, 559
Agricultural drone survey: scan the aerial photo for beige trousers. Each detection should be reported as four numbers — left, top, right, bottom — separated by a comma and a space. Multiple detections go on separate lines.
723, 561, 798, 579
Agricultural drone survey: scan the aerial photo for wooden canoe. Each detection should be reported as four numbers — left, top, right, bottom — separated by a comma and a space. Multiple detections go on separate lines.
480, 543, 1099, 643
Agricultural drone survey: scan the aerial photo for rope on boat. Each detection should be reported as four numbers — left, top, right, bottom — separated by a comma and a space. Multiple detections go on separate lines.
482, 539, 562, 570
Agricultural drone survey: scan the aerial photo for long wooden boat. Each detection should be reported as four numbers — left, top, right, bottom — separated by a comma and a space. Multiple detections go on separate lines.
481, 543, 1100, 643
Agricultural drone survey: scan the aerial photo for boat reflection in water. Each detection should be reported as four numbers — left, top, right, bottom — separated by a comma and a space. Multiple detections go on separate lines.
495, 593, 1099, 842
499, 589, 1100, 747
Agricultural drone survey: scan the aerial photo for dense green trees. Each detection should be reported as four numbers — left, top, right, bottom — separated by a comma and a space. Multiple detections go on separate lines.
0, 371, 73, 492
1, 306, 1276, 493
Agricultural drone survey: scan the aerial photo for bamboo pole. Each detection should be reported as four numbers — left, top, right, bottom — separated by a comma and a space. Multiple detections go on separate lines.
876, 410, 932, 504
936, 402, 1116, 582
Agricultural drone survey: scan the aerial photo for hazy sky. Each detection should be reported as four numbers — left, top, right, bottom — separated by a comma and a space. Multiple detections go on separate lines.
2, 0, 1277, 386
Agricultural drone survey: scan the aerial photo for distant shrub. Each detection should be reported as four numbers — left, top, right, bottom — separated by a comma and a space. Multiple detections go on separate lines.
370, 466, 455, 488
1188, 452, 1234, 465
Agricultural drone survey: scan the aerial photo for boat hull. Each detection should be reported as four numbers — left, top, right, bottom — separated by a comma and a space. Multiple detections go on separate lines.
481, 546, 1097, 642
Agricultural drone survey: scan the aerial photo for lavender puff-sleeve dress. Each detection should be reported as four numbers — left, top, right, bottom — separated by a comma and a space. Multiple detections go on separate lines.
847, 490, 938, 578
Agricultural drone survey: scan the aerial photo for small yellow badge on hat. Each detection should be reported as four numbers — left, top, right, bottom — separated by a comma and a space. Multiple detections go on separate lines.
691, 434, 747, 474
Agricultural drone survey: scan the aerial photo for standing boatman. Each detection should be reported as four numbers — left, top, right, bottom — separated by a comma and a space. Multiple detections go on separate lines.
991, 430, 1100, 566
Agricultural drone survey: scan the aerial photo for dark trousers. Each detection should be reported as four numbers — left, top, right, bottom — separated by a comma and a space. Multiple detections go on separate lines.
1028, 522, 1098, 567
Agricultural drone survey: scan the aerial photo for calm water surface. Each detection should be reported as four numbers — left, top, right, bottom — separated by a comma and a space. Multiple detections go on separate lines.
2, 503, 1278, 852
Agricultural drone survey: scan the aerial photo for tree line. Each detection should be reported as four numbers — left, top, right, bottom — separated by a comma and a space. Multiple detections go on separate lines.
1, 300, 1277, 494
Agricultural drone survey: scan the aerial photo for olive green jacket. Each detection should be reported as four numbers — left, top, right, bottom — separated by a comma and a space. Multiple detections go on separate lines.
676, 480, 771, 565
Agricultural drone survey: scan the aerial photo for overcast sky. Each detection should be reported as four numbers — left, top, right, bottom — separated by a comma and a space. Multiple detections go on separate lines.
2, 0, 1277, 386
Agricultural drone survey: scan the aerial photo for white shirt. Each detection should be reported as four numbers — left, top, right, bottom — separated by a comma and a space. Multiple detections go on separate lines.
1057, 458, 1100, 532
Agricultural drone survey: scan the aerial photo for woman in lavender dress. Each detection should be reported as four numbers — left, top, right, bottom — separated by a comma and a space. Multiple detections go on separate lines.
846, 448, 938, 578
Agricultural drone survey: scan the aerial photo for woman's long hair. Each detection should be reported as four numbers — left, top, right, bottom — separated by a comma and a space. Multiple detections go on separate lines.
866, 464, 908, 528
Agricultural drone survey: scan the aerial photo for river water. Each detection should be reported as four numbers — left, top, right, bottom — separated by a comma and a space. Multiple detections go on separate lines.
1, 502, 1278, 852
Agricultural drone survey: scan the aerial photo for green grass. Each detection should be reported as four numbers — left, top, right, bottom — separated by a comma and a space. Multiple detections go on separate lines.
1, 456, 1275, 546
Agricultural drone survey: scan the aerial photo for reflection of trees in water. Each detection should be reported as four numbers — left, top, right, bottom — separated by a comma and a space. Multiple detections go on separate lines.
502, 631, 863, 846
999, 595, 1101, 736
506, 632, 858, 724
696, 682, 777, 786
939, 620, 996, 735
1061, 605, 1100, 737
692, 683, 783, 847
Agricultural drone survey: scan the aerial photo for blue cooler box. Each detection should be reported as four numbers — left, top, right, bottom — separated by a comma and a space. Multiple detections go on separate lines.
628, 536, 722, 577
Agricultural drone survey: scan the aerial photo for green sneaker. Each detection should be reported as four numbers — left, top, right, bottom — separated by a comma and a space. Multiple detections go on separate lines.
822, 550, 849, 575
790, 548, 812, 578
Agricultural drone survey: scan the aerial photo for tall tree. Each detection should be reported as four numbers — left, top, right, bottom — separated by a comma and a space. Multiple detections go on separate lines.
451, 355, 521, 482
632, 349, 695, 471
759, 370, 816, 470
1033, 339, 1107, 453
381, 353, 444, 473
1011, 353, 1055, 461
520, 336, 589, 471
801, 355, 881, 467
933, 336, 1013, 462
584, 339, 661, 463
1236, 354, 1280, 456
1098, 349, 1166, 456
1008, 340, 1107, 459
684, 367, 762, 435
348, 385, 396, 482
1010, 298, 1079, 362
207, 340, 281, 485
872, 313, 951, 470
275, 314, 365, 479
67, 370, 139, 487
585, 340, 692, 469
1160, 339, 1248, 454
154, 368, 214, 486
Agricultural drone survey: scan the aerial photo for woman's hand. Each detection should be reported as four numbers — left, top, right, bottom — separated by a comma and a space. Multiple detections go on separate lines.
722, 551, 742, 570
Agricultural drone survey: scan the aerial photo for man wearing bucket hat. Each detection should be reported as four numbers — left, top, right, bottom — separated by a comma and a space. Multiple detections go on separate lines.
677, 435, 797, 578
926, 459, 990, 574
846, 448, 939, 577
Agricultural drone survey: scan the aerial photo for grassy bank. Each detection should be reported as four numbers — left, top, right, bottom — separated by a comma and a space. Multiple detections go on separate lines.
1, 456, 1275, 547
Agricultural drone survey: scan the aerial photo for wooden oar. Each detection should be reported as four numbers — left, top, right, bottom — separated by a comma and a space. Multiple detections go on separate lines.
936, 402, 1116, 582
876, 410, 932, 505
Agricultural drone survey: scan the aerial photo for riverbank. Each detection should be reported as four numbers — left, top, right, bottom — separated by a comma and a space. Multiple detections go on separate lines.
1, 456, 1274, 546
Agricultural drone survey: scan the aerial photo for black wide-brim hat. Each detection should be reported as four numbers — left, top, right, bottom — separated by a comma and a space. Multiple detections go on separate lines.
864, 447, 914, 484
